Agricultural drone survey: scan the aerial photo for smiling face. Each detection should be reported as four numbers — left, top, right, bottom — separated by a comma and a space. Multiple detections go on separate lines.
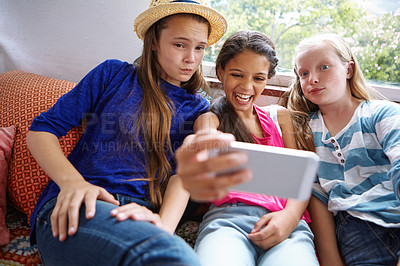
152, 15, 209, 87
217, 49, 270, 115
296, 43, 354, 108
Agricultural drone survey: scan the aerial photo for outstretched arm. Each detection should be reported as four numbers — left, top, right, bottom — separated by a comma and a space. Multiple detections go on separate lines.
158, 174, 190, 234
308, 195, 343, 266
193, 111, 220, 134
26, 131, 119, 241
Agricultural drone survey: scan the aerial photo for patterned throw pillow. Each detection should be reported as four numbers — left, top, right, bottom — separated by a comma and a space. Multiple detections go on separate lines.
0, 125, 16, 245
0, 71, 82, 224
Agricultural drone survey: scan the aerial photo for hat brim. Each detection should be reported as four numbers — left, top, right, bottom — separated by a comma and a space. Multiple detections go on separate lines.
134, 2, 227, 47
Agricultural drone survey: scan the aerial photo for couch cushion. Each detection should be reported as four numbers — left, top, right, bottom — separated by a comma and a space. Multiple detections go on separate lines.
0, 71, 83, 223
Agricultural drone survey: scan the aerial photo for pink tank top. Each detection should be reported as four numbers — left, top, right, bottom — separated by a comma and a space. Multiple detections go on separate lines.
212, 104, 311, 222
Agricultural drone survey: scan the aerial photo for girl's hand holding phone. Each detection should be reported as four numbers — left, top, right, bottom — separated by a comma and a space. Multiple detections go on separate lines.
176, 132, 251, 202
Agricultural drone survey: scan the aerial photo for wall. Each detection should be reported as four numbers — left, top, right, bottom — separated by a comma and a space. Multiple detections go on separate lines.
0, 0, 147, 83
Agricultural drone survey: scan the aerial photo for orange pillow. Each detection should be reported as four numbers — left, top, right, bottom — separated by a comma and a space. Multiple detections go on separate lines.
0, 71, 82, 224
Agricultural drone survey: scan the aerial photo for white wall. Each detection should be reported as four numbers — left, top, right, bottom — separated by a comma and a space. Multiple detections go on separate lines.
0, 0, 147, 83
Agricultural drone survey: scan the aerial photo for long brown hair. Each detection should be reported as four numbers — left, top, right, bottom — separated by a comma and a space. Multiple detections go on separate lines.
136, 13, 210, 208
211, 31, 278, 143
280, 33, 381, 152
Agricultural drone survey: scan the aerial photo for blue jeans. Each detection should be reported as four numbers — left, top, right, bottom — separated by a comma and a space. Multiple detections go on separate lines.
194, 203, 318, 266
335, 211, 400, 266
35, 194, 200, 266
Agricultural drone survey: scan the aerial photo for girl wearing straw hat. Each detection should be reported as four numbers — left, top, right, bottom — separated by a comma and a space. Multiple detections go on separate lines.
26, 1, 226, 265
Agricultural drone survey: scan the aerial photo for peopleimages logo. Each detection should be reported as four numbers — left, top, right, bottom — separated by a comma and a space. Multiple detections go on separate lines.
79, 140, 191, 154
80, 141, 142, 153
82, 112, 196, 135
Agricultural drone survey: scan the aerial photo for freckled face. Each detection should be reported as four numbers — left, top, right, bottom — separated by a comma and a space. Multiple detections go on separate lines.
152, 16, 209, 87
296, 43, 352, 108
217, 50, 270, 115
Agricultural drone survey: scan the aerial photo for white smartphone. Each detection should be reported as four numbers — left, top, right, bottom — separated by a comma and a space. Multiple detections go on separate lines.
209, 141, 319, 201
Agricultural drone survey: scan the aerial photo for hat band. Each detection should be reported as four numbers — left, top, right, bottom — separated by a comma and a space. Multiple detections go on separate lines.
172, 0, 200, 4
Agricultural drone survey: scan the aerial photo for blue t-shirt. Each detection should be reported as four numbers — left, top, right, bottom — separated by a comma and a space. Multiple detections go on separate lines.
29, 59, 209, 231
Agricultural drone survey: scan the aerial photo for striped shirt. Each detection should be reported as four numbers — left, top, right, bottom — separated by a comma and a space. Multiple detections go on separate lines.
310, 100, 400, 228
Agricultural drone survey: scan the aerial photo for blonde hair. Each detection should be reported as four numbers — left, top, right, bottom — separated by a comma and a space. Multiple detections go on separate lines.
280, 33, 380, 152
136, 13, 210, 208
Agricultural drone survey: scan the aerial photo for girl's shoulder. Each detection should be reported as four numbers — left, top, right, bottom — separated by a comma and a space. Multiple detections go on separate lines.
356, 100, 400, 131
258, 104, 291, 131
361, 100, 400, 116
101, 59, 135, 72
85, 59, 136, 86
258, 104, 288, 116
89, 59, 134, 76
260, 105, 291, 125
193, 111, 219, 134
73, 59, 136, 95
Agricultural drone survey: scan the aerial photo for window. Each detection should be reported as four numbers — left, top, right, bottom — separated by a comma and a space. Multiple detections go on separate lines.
203, 0, 400, 101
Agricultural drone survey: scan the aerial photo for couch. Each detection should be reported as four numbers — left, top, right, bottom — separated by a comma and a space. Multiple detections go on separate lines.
0, 70, 203, 265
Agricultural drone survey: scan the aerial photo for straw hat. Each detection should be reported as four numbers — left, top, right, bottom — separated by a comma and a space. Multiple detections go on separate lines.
134, 0, 227, 46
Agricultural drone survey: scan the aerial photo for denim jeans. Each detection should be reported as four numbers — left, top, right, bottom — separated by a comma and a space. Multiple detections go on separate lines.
35, 194, 200, 266
335, 211, 400, 266
194, 203, 318, 266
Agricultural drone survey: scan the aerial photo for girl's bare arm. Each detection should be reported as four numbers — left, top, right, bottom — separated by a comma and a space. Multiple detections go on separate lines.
193, 112, 220, 134
159, 174, 190, 234
308, 195, 344, 266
